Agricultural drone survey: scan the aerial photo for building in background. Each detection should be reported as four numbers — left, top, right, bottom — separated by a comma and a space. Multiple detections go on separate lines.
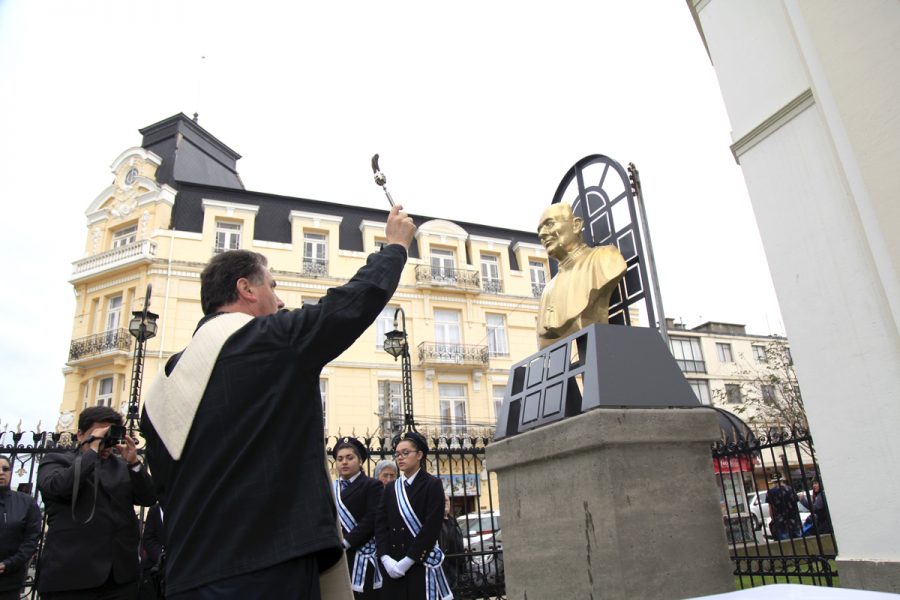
687, 1, 900, 590
60, 114, 547, 447
667, 318, 802, 433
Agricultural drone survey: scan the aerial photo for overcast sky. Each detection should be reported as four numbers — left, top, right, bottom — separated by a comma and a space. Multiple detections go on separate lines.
0, 0, 784, 431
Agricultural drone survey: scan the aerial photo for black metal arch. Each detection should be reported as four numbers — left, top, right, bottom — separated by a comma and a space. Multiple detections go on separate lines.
550, 154, 656, 329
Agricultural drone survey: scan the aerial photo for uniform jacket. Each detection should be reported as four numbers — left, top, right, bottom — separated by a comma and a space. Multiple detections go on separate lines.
375, 470, 445, 599
339, 473, 382, 598
340, 474, 382, 550
37, 450, 156, 593
140, 244, 406, 596
0, 488, 42, 592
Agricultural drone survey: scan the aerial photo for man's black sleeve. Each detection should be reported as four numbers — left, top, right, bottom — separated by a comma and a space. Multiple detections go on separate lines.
129, 462, 157, 507
283, 244, 407, 371
37, 452, 98, 503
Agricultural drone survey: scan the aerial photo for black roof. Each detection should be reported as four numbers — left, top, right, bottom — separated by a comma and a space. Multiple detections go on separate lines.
171, 182, 540, 266
140, 113, 244, 190
142, 113, 540, 266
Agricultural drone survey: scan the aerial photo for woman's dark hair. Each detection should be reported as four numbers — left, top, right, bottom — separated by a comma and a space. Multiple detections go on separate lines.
334, 442, 361, 461
78, 406, 123, 433
200, 250, 268, 315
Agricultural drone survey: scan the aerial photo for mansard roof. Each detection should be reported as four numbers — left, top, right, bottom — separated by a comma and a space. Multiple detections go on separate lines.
170, 182, 540, 267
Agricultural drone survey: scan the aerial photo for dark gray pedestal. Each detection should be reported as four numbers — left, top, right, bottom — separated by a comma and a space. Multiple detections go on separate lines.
486, 408, 734, 600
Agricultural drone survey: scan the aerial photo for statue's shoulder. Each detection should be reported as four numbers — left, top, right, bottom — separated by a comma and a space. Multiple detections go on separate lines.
587, 244, 625, 261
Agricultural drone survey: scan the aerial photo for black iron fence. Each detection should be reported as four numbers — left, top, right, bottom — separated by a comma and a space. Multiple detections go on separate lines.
712, 425, 837, 588
0, 430, 504, 599
3, 422, 836, 596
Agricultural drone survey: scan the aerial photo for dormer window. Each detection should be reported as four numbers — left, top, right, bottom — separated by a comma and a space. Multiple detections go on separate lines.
215, 221, 241, 253
124, 167, 138, 186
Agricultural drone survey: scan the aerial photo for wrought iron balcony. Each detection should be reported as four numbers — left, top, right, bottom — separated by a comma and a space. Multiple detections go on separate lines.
482, 278, 503, 294
71, 240, 157, 282
418, 342, 489, 367
532, 283, 546, 298
69, 329, 132, 361
414, 265, 481, 291
302, 258, 329, 277
675, 359, 707, 373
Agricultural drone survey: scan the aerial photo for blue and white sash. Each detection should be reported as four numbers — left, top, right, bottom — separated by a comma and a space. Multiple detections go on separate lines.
334, 480, 383, 592
395, 478, 454, 600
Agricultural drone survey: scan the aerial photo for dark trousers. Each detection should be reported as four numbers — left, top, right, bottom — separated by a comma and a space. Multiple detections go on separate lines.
168, 556, 320, 600
41, 572, 139, 600
0, 590, 22, 600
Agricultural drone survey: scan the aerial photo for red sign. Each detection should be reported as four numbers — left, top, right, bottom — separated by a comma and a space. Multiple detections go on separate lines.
713, 455, 754, 474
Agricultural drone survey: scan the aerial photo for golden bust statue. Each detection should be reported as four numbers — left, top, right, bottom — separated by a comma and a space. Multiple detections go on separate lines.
536, 202, 627, 349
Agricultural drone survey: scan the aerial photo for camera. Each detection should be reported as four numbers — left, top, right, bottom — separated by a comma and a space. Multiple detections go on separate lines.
101, 424, 127, 448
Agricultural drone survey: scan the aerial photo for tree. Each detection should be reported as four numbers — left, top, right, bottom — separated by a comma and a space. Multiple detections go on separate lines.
712, 340, 808, 436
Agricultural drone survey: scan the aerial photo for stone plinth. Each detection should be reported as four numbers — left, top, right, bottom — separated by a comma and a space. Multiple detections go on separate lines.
486, 408, 734, 600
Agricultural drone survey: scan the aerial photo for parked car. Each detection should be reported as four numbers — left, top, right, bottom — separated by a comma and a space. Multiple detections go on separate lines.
457, 511, 501, 550
459, 529, 504, 599
747, 491, 769, 531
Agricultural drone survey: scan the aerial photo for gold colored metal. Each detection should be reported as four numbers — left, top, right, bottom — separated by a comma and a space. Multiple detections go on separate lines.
536, 202, 627, 349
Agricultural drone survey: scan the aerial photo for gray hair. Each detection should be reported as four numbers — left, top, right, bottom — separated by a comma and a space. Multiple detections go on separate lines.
373, 459, 398, 478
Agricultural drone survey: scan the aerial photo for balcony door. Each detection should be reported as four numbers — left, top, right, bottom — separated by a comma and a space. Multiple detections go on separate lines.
434, 309, 461, 361
303, 233, 327, 274
215, 221, 241, 253
529, 260, 547, 296
430, 249, 456, 284
481, 255, 501, 293
104, 296, 123, 347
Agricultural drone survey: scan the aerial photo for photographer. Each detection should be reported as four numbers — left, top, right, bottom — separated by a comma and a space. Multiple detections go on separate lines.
37, 406, 156, 599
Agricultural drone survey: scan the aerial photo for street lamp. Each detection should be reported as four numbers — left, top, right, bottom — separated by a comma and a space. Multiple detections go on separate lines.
383, 307, 415, 432
127, 283, 159, 435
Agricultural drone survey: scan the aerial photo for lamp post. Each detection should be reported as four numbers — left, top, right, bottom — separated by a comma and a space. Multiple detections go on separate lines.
383, 307, 415, 432
126, 283, 159, 435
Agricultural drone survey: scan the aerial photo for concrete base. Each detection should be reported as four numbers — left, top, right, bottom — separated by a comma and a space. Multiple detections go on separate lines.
486, 408, 734, 600
838, 559, 900, 593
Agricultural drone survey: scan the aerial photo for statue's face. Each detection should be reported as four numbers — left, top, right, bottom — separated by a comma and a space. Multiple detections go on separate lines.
538, 204, 583, 260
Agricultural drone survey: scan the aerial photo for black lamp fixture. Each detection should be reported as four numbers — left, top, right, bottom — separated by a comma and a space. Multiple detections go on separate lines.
382, 307, 416, 431
126, 283, 159, 435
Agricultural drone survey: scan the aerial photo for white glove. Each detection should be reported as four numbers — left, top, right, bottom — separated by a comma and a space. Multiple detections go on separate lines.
381, 556, 403, 579
396, 556, 415, 575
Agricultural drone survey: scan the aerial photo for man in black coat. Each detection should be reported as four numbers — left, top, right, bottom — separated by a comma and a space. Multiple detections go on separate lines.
37, 406, 156, 598
141, 205, 415, 599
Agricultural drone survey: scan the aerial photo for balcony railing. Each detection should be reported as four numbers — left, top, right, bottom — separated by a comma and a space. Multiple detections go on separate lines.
482, 278, 503, 294
675, 358, 707, 373
532, 283, 546, 297
302, 258, 328, 277
414, 265, 481, 291
418, 342, 489, 367
71, 240, 157, 281
69, 329, 132, 361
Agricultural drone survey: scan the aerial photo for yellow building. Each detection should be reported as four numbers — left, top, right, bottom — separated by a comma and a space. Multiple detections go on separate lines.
59, 114, 548, 449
